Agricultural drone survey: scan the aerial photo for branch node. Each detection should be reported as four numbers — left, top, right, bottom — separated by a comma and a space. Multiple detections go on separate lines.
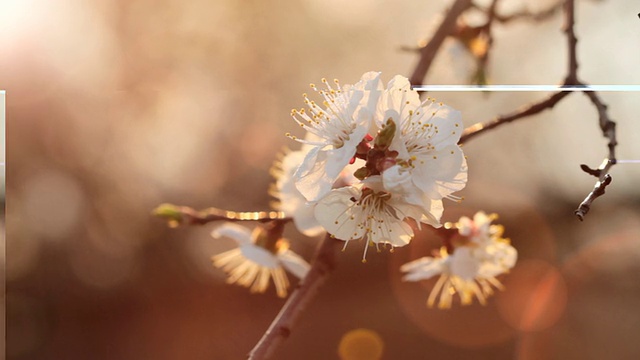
579, 164, 601, 177
574, 173, 612, 221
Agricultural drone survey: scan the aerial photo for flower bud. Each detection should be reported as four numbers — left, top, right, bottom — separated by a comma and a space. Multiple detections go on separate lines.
374, 118, 396, 151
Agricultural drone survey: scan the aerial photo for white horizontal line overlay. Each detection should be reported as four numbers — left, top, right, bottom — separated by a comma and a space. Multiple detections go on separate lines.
412, 85, 640, 92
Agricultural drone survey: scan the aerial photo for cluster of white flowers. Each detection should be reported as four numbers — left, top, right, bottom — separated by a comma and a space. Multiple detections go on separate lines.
279, 72, 467, 261
209, 72, 516, 304
401, 212, 517, 309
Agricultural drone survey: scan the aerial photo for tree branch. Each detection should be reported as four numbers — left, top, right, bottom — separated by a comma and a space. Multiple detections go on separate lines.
459, 90, 570, 144
409, 0, 473, 86
563, 0, 579, 83
565, 0, 617, 220
575, 173, 612, 221
582, 90, 617, 160
458, 0, 617, 219
248, 234, 342, 360
488, 1, 564, 24
152, 203, 288, 227
574, 90, 617, 220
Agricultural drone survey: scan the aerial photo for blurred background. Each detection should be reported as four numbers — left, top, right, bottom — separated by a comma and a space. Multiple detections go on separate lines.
2, 0, 640, 359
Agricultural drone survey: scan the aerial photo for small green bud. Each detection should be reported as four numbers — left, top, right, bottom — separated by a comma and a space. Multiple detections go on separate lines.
152, 203, 181, 218
353, 166, 370, 180
152, 203, 183, 227
374, 118, 396, 151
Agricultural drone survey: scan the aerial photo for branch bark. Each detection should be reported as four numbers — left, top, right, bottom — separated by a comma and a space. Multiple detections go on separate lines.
152, 203, 288, 227
248, 234, 342, 360
459, 91, 570, 144
409, 0, 473, 86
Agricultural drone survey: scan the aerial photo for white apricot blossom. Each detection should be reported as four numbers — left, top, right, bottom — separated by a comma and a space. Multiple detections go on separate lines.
288, 72, 383, 202
211, 223, 310, 298
314, 176, 441, 261
401, 212, 517, 308
375, 75, 467, 211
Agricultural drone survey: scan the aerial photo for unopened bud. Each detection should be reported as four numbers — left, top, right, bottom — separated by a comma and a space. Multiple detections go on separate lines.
152, 203, 183, 225
353, 166, 370, 180
374, 118, 396, 151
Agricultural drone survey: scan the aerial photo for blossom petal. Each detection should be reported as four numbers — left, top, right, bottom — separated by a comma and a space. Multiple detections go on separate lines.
413, 145, 467, 199
449, 247, 482, 281
291, 203, 325, 237
479, 241, 517, 277
294, 125, 368, 202
314, 187, 366, 241
239, 245, 279, 268
370, 216, 414, 247
211, 223, 253, 246
278, 250, 311, 279
401, 256, 446, 281
424, 104, 463, 149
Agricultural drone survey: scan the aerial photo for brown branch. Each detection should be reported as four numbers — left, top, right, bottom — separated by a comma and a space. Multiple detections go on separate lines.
565, 0, 616, 220
409, 0, 473, 86
152, 203, 288, 227
248, 234, 342, 360
574, 90, 617, 220
459, 90, 570, 144
458, 0, 581, 143
563, 0, 579, 83
476, 0, 499, 84
575, 173, 612, 221
582, 90, 617, 160
490, 1, 564, 24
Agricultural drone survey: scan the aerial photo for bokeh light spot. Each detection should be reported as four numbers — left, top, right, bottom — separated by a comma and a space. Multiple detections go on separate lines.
338, 328, 384, 360
496, 259, 567, 332
21, 169, 86, 240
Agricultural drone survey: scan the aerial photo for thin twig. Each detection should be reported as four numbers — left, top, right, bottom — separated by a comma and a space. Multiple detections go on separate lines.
582, 90, 617, 160
574, 90, 617, 220
565, 0, 617, 220
152, 203, 288, 227
409, 0, 473, 86
483, 0, 500, 54
459, 91, 570, 143
248, 234, 342, 360
459, 0, 580, 143
490, 1, 564, 24
563, 0, 579, 84
575, 173, 612, 220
